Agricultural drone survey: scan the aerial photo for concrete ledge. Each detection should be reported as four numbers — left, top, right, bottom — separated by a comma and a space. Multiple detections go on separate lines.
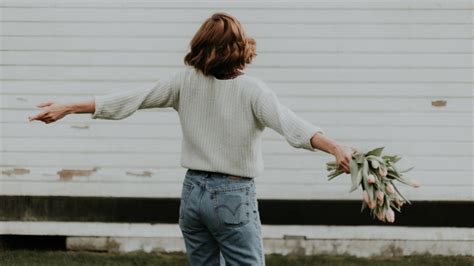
1, 222, 472, 257
66, 236, 472, 257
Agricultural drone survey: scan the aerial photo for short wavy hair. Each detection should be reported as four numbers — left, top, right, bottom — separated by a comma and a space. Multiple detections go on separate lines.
184, 12, 257, 80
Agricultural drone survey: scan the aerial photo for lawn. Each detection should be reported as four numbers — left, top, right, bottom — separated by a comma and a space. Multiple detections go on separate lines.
0, 250, 472, 266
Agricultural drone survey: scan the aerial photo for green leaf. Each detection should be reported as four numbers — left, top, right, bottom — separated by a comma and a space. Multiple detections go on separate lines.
387, 169, 401, 178
367, 186, 376, 205
399, 166, 415, 173
366, 146, 385, 157
394, 175, 413, 186
391, 181, 411, 204
354, 154, 365, 164
385, 172, 398, 180
367, 156, 385, 170
350, 168, 362, 192
328, 169, 343, 179
383, 155, 401, 164
328, 172, 342, 181
362, 159, 369, 180
349, 159, 361, 192
390, 201, 401, 212
349, 159, 358, 174
390, 156, 402, 164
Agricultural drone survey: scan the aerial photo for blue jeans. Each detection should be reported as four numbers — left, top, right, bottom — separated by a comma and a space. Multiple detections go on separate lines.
178, 168, 265, 266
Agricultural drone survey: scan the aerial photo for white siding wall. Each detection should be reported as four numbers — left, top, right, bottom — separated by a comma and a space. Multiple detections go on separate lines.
1, 1, 472, 201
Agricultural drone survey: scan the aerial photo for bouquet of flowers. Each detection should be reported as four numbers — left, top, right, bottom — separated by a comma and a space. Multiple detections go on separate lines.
326, 147, 420, 223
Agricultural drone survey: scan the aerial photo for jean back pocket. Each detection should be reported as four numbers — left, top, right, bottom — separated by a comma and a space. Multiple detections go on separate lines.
214, 187, 251, 228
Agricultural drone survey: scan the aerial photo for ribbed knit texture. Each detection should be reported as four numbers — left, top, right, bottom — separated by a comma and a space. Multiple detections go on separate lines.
92, 66, 325, 178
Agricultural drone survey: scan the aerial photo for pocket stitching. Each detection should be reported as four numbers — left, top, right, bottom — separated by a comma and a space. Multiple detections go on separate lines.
213, 188, 251, 229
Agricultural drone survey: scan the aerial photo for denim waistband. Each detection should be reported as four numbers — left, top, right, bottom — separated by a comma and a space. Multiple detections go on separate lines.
187, 168, 253, 180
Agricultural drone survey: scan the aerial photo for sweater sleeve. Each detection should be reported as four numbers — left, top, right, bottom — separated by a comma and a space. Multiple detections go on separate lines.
253, 87, 325, 152
91, 77, 179, 120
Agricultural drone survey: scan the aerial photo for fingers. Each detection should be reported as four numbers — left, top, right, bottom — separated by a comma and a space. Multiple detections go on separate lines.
29, 111, 49, 122
334, 144, 357, 174
29, 116, 56, 124
339, 160, 348, 169
342, 153, 354, 173
338, 164, 350, 174
30, 101, 54, 122
37, 101, 55, 108
338, 160, 350, 173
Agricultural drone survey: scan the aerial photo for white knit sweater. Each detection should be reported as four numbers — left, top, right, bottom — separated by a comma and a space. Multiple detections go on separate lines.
92, 66, 325, 178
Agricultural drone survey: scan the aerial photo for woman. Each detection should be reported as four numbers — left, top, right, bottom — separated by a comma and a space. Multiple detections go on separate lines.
29, 12, 356, 266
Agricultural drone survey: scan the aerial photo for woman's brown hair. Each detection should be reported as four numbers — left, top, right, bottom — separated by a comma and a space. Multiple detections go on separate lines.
184, 12, 257, 80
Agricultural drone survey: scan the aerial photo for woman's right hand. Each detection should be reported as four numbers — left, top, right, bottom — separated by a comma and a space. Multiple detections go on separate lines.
333, 144, 358, 174
28, 101, 71, 124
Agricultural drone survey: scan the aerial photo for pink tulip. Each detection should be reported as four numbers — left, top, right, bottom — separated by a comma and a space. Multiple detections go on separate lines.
368, 200, 376, 209
409, 179, 421, 188
376, 210, 385, 221
395, 198, 404, 208
378, 166, 387, 177
386, 183, 395, 194
362, 190, 370, 204
363, 191, 376, 209
367, 174, 376, 184
386, 208, 395, 223
375, 190, 384, 205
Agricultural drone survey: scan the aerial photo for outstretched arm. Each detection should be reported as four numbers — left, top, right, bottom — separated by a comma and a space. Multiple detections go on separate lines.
91, 79, 178, 120
252, 86, 356, 173
252, 87, 325, 151
29, 77, 179, 123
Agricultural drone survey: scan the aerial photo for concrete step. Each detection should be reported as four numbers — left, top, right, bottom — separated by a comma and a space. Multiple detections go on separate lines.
1, 221, 472, 257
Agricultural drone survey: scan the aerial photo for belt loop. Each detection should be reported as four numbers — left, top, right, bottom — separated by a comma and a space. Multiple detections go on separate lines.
201, 170, 210, 187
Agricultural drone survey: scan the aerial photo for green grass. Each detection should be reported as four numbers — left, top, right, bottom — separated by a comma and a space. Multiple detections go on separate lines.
0, 250, 472, 266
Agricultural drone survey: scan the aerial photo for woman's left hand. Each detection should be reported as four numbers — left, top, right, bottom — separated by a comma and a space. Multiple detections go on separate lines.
333, 144, 359, 173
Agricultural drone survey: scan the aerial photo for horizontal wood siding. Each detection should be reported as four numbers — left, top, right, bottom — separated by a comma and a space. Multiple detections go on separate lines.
1, 1, 472, 200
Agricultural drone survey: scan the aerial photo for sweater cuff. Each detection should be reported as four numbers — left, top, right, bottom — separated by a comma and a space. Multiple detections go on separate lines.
303, 125, 325, 152
91, 95, 105, 119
